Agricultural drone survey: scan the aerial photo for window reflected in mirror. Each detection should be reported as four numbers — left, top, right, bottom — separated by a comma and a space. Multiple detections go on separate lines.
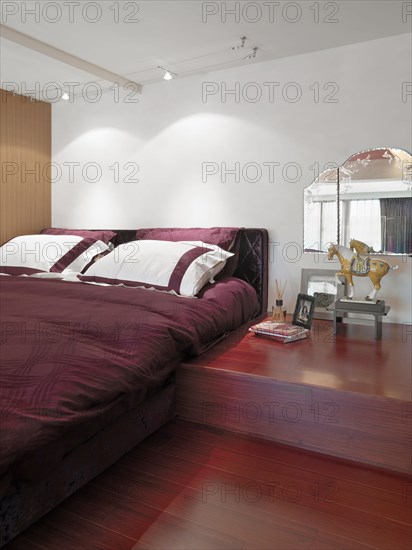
304, 148, 412, 255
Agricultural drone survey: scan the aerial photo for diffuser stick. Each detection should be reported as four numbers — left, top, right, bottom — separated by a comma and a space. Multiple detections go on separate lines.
273, 279, 287, 321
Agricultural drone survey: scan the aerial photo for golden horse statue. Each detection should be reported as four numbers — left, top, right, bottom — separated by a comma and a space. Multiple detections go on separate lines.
327, 244, 398, 301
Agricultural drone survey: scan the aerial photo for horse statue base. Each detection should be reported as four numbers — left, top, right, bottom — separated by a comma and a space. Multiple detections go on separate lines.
335, 298, 386, 313
329, 300, 390, 338
341, 296, 378, 304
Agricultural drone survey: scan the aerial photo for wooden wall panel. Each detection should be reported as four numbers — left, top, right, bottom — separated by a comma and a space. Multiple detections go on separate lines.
0, 88, 51, 244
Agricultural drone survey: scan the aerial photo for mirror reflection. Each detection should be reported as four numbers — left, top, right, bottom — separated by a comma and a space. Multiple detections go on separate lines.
304, 148, 412, 255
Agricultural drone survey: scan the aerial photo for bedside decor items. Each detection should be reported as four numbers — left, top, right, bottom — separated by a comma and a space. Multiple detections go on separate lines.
271, 278, 287, 322
292, 293, 316, 329
250, 291, 316, 343
301, 268, 346, 319
327, 243, 398, 301
249, 321, 309, 343
250, 283, 315, 343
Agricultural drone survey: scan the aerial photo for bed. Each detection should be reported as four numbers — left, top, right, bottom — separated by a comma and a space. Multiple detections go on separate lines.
0, 227, 268, 546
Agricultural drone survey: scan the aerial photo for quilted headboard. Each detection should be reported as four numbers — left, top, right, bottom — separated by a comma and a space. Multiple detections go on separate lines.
232, 229, 268, 316
111, 228, 268, 316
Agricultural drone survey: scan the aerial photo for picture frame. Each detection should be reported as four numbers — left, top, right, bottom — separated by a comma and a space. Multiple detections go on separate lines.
292, 293, 316, 330
300, 269, 346, 320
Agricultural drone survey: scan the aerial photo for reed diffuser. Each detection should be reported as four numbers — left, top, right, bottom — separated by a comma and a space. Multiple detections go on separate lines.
272, 279, 287, 322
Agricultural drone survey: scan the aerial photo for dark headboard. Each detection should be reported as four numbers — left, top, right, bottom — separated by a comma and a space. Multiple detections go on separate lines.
232, 228, 268, 316
111, 228, 268, 316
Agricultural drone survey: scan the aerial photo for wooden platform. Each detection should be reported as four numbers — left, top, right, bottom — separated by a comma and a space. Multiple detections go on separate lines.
176, 319, 412, 474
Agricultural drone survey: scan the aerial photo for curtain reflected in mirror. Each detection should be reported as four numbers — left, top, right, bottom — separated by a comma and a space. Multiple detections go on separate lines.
304, 148, 412, 255
341, 199, 382, 252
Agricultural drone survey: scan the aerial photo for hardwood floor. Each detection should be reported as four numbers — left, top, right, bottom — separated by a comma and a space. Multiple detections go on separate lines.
6, 419, 412, 550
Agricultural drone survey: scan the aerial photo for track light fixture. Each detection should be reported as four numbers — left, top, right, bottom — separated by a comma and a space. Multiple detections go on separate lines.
232, 36, 247, 50
150, 39, 258, 82
243, 47, 258, 61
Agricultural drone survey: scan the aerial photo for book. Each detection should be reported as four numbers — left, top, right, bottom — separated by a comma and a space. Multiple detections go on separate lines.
252, 331, 309, 343
249, 321, 309, 343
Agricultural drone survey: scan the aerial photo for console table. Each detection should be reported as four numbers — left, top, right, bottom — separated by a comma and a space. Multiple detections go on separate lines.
327, 302, 390, 339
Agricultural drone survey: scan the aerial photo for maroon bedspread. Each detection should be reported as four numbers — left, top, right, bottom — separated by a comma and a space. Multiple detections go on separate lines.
0, 276, 258, 491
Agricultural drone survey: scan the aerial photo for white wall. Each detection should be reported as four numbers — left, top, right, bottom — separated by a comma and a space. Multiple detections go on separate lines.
53, 34, 412, 322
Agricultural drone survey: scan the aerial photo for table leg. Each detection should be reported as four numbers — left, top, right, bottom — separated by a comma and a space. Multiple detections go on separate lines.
375, 315, 383, 339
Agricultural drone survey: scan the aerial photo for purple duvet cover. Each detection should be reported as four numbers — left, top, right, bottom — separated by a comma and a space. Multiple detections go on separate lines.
0, 276, 258, 493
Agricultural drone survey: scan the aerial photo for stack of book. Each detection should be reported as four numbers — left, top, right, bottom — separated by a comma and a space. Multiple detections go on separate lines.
249, 321, 309, 343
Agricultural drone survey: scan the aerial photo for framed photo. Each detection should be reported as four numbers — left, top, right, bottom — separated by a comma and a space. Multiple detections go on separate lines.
292, 293, 316, 330
301, 269, 346, 320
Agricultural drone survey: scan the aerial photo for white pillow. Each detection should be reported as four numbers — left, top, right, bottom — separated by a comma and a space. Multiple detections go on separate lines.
0, 234, 109, 276
80, 240, 234, 297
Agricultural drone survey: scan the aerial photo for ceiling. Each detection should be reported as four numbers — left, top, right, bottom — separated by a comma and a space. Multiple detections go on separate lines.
0, 0, 410, 99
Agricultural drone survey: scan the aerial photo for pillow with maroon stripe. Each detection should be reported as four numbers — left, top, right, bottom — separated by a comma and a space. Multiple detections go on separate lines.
135, 227, 238, 251
80, 240, 234, 297
41, 228, 116, 247
0, 235, 110, 276
134, 227, 241, 278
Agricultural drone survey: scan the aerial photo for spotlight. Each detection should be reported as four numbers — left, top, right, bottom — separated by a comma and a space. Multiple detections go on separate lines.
158, 66, 177, 81
61, 92, 70, 101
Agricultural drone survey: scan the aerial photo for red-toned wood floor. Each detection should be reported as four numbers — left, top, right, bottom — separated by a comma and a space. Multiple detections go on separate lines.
6, 419, 411, 550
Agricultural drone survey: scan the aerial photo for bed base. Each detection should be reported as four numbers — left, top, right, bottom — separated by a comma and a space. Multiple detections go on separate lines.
0, 383, 175, 547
